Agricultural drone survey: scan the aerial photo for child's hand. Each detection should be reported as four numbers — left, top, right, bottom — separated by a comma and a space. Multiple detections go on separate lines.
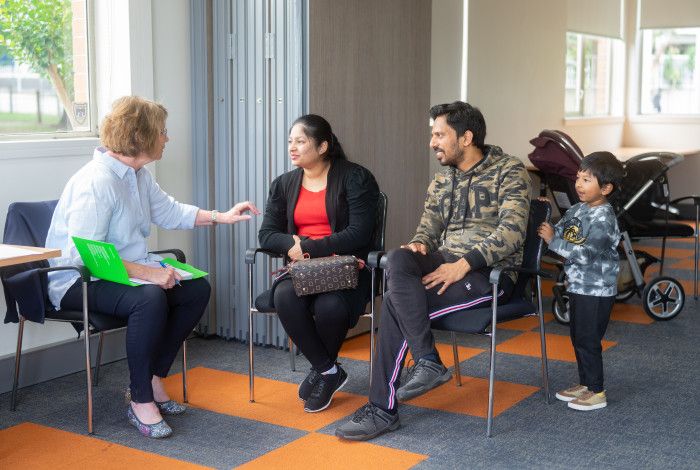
538, 222, 554, 243
536, 196, 550, 203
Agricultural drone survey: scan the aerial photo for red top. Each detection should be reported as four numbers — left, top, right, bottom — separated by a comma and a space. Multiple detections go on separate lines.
294, 186, 332, 239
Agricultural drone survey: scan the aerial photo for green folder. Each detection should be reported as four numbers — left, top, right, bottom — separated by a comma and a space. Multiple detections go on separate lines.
159, 257, 208, 279
71, 236, 208, 286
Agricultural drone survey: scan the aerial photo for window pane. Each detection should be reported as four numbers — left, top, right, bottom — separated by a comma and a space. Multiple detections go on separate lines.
565, 32, 615, 117
640, 28, 700, 115
0, 0, 91, 137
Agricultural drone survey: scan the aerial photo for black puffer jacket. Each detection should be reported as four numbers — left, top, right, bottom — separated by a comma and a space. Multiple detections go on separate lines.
258, 158, 379, 261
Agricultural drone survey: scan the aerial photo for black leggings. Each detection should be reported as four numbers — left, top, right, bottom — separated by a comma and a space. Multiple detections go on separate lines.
61, 278, 211, 402
273, 273, 369, 372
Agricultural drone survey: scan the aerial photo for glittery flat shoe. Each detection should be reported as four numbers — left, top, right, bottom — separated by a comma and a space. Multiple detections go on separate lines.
155, 400, 187, 415
125, 388, 186, 415
127, 405, 173, 438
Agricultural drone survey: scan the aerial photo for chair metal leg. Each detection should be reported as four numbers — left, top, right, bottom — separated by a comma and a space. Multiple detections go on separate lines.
82, 281, 94, 434
288, 337, 296, 371
369, 268, 377, 387
536, 276, 551, 404
248, 265, 255, 403
93, 332, 104, 387
486, 283, 498, 437
451, 332, 462, 386
182, 339, 188, 403
10, 316, 25, 411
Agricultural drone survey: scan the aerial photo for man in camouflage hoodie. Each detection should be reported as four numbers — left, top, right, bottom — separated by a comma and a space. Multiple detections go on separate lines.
336, 101, 531, 441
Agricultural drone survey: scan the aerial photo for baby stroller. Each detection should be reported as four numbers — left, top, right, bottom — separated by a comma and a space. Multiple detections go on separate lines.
528, 130, 697, 323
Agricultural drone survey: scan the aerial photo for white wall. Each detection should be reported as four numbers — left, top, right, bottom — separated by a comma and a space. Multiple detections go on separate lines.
151, 0, 195, 257
466, 0, 627, 162
0, 0, 194, 359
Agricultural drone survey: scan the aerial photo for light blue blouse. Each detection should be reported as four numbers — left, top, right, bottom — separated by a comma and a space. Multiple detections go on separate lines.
46, 147, 199, 308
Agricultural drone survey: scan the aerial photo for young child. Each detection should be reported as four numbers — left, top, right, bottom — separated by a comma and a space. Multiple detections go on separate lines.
538, 151, 624, 411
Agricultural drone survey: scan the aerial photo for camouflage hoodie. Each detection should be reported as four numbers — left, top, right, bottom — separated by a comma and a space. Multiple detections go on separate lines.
409, 145, 531, 281
548, 201, 620, 296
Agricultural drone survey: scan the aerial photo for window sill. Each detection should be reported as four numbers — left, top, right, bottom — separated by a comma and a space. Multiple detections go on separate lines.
0, 136, 100, 161
563, 116, 625, 126
627, 115, 700, 125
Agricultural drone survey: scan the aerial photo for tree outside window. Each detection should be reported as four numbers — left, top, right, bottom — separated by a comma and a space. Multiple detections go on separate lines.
0, 0, 91, 136
640, 28, 700, 115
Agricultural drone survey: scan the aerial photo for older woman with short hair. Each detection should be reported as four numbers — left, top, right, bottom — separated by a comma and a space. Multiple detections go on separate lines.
46, 96, 259, 438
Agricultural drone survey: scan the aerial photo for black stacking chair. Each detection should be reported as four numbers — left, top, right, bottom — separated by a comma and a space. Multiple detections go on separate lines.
368, 199, 552, 437
245, 192, 388, 402
1, 201, 190, 434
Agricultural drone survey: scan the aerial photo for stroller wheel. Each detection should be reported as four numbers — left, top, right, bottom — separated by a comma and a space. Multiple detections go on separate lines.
615, 289, 636, 302
552, 294, 570, 325
642, 276, 685, 321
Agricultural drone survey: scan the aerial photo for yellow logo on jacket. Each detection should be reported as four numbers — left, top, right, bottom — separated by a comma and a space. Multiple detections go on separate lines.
562, 217, 586, 245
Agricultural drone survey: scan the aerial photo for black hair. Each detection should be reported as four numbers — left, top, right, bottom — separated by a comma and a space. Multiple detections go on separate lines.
429, 101, 487, 153
290, 114, 347, 161
579, 151, 625, 195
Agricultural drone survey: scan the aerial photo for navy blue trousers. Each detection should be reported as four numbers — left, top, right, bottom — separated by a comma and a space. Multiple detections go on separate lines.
61, 278, 211, 402
568, 293, 614, 393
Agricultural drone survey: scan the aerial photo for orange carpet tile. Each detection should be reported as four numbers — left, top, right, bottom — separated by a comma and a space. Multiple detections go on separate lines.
495, 331, 616, 362
631, 246, 694, 260
162, 367, 366, 432
0, 423, 208, 470
610, 303, 654, 324
404, 376, 539, 418
339, 334, 484, 367
669, 257, 699, 270
237, 433, 427, 470
499, 313, 554, 331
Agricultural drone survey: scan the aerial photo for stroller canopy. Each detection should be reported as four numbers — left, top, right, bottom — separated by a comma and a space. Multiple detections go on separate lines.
528, 129, 583, 181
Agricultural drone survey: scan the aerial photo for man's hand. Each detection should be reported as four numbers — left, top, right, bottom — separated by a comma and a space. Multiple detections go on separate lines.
287, 235, 304, 260
422, 258, 471, 295
537, 222, 554, 244
400, 242, 428, 255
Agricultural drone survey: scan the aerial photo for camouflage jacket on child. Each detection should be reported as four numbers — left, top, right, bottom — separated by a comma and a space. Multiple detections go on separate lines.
549, 202, 620, 297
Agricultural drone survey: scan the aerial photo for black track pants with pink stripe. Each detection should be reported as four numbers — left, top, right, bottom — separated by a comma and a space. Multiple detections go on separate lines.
369, 248, 512, 411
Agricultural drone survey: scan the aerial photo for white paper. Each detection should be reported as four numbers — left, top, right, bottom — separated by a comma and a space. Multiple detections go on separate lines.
0, 245, 40, 260
129, 261, 193, 285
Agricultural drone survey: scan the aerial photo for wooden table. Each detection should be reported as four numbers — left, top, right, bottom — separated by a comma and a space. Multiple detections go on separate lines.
0, 244, 61, 268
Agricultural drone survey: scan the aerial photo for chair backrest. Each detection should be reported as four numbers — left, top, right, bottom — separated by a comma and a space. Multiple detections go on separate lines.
1, 200, 58, 279
370, 192, 388, 252
511, 199, 551, 300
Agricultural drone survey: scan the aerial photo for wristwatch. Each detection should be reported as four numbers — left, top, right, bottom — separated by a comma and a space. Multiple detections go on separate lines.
211, 209, 218, 224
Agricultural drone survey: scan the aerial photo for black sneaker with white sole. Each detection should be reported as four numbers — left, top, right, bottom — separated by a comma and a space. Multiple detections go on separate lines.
298, 369, 321, 401
335, 403, 400, 441
396, 358, 451, 401
303, 365, 348, 413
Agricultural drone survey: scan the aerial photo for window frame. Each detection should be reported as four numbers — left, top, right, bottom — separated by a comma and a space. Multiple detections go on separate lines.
0, 0, 98, 141
637, 27, 700, 117
565, 31, 618, 119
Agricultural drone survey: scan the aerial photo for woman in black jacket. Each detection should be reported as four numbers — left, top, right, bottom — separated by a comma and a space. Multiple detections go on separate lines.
259, 114, 379, 413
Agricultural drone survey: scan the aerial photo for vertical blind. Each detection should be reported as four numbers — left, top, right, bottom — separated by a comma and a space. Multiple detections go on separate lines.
567, 0, 623, 38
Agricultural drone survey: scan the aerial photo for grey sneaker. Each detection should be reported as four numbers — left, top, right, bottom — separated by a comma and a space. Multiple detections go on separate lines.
396, 358, 451, 401
335, 403, 400, 441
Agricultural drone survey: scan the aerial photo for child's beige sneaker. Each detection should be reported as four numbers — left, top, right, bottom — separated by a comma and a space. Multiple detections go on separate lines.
555, 384, 588, 402
568, 390, 607, 411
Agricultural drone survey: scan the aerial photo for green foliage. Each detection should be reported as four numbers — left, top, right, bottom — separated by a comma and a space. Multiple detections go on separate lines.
0, 0, 73, 95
